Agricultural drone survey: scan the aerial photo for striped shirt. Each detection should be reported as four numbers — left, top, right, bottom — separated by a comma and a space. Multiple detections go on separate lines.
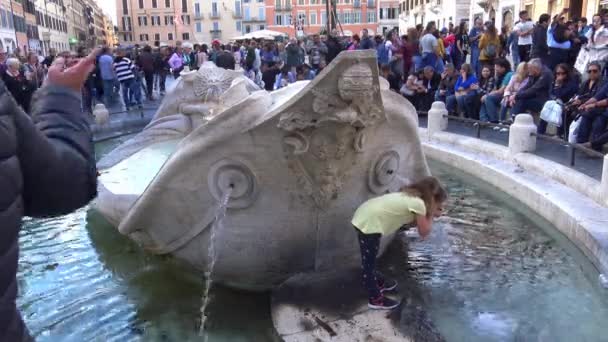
113, 57, 135, 82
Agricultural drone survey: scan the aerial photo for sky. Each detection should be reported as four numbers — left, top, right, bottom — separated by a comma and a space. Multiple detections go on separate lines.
100, 0, 117, 25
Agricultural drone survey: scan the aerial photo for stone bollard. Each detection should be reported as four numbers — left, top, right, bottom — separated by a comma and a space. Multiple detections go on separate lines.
93, 103, 110, 126
427, 101, 448, 140
602, 155, 608, 205
508, 114, 537, 155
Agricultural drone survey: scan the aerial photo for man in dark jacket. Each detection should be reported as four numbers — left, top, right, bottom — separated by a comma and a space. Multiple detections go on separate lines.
511, 58, 554, 116
530, 14, 550, 65
359, 29, 376, 50
325, 31, 343, 64
137, 45, 155, 100
0, 50, 98, 342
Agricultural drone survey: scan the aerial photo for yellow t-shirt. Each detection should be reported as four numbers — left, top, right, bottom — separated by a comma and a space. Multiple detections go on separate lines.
351, 192, 427, 235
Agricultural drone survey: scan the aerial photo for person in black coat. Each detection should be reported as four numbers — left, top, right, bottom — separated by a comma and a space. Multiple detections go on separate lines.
2, 58, 36, 114
0, 51, 98, 342
538, 63, 579, 135
530, 14, 550, 66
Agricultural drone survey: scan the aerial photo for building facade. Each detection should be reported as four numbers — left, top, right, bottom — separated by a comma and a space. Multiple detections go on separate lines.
35, 0, 70, 55
399, 0, 469, 34
193, 0, 242, 43
0, 0, 17, 53
117, 0, 195, 46
66, 0, 87, 49
103, 12, 118, 46
243, 0, 266, 34
266, 0, 379, 38
378, 0, 399, 35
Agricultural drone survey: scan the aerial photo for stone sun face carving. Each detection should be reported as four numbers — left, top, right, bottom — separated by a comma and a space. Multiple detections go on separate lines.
193, 65, 239, 102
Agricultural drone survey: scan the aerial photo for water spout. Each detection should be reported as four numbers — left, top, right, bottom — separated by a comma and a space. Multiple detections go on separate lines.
200, 187, 233, 338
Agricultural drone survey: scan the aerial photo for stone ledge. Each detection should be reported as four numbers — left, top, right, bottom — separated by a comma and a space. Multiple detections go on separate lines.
421, 128, 606, 208
420, 130, 608, 276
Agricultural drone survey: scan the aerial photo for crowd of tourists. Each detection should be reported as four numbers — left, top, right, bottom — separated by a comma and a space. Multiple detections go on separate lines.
3, 7, 608, 150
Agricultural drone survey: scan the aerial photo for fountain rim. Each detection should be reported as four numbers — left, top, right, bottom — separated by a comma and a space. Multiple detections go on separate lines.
420, 127, 608, 277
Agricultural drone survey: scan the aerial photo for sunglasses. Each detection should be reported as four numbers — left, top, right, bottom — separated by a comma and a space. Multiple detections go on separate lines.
588, 69, 600, 73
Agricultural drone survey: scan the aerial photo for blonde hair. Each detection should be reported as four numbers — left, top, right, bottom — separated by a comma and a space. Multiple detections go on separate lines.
515, 62, 528, 80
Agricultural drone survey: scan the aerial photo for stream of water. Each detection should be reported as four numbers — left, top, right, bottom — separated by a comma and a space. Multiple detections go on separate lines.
200, 188, 233, 339
14, 137, 608, 341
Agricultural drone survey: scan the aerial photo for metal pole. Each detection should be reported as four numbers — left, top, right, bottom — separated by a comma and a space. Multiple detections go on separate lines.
325, 0, 330, 34
173, 0, 177, 41
570, 145, 576, 167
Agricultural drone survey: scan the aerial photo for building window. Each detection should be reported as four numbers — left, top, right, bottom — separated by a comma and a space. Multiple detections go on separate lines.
168, 32, 173, 40
298, 0, 304, 4
274, 14, 282, 25
182, 0, 188, 12
284, 14, 292, 25
235, 1, 241, 15
236, 20, 242, 31
259, 24, 264, 30
195, 3, 200, 14
245, 24, 251, 33
321, 11, 326, 25
196, 22, 202, 32
310, 12, 317, 25
213, 21, 219, 30
165, 15, 174, 25
244, 7, 250, 20
139, 0, 144, 9
258, 7, 264, 20
155, 33, 160, 41
353, 10, 361, 23
275, 0, 281, 7
166, 0, 170, 7
123, 0, 129, 14
366, 11, 376, 23
183, 33, 189, 40
152, 0, 157, 8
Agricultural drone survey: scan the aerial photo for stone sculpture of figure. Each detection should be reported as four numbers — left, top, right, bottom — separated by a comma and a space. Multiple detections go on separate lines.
95, 50, 430, 291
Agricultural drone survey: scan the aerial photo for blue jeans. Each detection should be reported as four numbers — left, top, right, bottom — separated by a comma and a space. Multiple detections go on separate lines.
447, 93, 477, 117
511, 97, 545, 118
435, 57, 445, 74
413, 55, 423, 72
102, 79, 116, 106
422, 52, 437, 70
479, 93, 502, 122
120, 78, 142, 107
577, 110, 608, 143
471, 47, 480, 76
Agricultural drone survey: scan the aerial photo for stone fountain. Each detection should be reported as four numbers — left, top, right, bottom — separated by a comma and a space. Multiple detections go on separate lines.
94, 50, 430, 291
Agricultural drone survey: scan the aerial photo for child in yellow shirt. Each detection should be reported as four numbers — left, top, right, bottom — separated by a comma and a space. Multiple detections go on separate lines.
351, 176, 448, 310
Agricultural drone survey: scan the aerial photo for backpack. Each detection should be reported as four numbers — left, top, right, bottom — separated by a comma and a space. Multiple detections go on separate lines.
484, 43, 498, 59
376, 43, 390, 65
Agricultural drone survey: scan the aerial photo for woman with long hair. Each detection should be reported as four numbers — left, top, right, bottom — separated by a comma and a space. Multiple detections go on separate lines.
500, 61, 529, 122
446, 63, 478, 117
537, 63, 578, 136
451, 22, 469, 70
478, 22, 501, 73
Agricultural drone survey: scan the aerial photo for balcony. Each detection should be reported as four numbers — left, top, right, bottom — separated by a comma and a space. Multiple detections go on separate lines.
209, 12, 221, 19
367, 0, 376, 7
210, 29, 221, 39
194, 13, 203, 20
232, 10, 243, 18
243, 16, 265, 23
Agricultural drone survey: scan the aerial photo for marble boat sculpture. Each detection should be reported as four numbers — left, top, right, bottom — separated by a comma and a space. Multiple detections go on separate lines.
94, 50, 431, 291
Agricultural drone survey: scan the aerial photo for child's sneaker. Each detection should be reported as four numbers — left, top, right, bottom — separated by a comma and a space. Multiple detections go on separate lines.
368, 295, 400, 310
378, 278, 398, 293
